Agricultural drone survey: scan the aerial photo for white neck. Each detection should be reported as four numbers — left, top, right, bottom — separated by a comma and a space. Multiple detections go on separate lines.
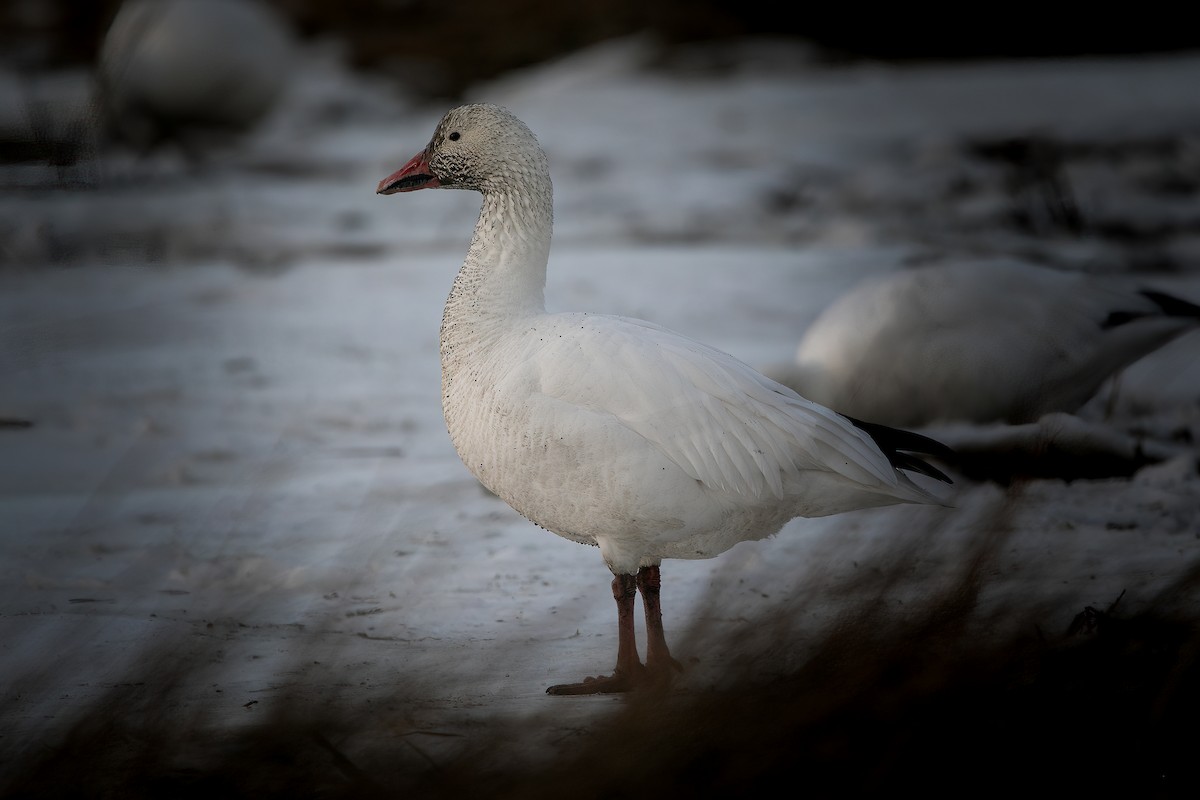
440, 177, 553, 364
462, 190, 551, 314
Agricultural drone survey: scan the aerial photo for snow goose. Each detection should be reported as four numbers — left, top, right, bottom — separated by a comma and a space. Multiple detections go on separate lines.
762, 259, 1200, 429
377, 104, 952, 695
97, 0, 295, 152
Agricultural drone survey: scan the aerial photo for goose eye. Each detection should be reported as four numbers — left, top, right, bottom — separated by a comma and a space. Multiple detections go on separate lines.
448, 131, 460, 141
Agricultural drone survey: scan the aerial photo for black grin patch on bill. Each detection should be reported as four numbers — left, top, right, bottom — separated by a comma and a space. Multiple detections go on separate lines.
388, 173, 436, 192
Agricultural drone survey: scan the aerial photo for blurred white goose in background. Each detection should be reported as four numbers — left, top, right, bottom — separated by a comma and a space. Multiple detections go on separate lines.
96, 0, 295, 153
376, 103, 953, 695
762, 259, 1200, 429
760, 259, 1200, 481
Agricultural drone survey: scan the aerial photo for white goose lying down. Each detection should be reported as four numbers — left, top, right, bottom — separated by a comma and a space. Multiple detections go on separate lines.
377, 104, 953, 695
762, 259, 1200, 429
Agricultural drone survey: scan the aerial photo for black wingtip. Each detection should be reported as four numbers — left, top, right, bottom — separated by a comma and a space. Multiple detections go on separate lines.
842, 414, 955, 484
1103, 288, 1200, 329
1139, 288, 1200, 320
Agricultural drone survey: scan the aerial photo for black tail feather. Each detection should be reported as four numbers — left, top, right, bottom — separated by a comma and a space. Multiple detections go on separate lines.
843, 415, 955, 484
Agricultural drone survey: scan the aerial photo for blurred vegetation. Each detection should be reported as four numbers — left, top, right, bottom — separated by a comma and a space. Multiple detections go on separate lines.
3, 504, 1200, 799
4, 580, 1199, 798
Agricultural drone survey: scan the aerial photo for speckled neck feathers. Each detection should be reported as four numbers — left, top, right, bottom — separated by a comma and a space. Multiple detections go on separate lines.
437, 106, 554, 364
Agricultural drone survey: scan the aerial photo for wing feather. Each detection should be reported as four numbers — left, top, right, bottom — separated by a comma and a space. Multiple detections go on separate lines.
530, 313, 911, 500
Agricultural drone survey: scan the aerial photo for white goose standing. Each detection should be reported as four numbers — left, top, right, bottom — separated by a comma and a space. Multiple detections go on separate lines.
378, 104, 952, 695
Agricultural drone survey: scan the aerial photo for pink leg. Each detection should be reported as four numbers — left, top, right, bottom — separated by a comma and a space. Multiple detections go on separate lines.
637, 565, 682, 687
546, 572, 645, 695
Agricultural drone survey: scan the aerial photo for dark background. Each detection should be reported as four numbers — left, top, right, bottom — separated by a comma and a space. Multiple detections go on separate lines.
4, 0, 1199, 99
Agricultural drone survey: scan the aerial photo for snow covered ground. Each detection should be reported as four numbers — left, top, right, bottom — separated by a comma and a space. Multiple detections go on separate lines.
2, 35, 1200, 796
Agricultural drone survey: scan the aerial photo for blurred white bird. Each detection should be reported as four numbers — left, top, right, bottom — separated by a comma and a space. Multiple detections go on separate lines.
96, 0, 295, 153
377, 103, 953, 695
761, 259, 1200, 429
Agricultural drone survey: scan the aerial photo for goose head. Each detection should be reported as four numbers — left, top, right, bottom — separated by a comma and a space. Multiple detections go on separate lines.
376, 103, 549, 196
